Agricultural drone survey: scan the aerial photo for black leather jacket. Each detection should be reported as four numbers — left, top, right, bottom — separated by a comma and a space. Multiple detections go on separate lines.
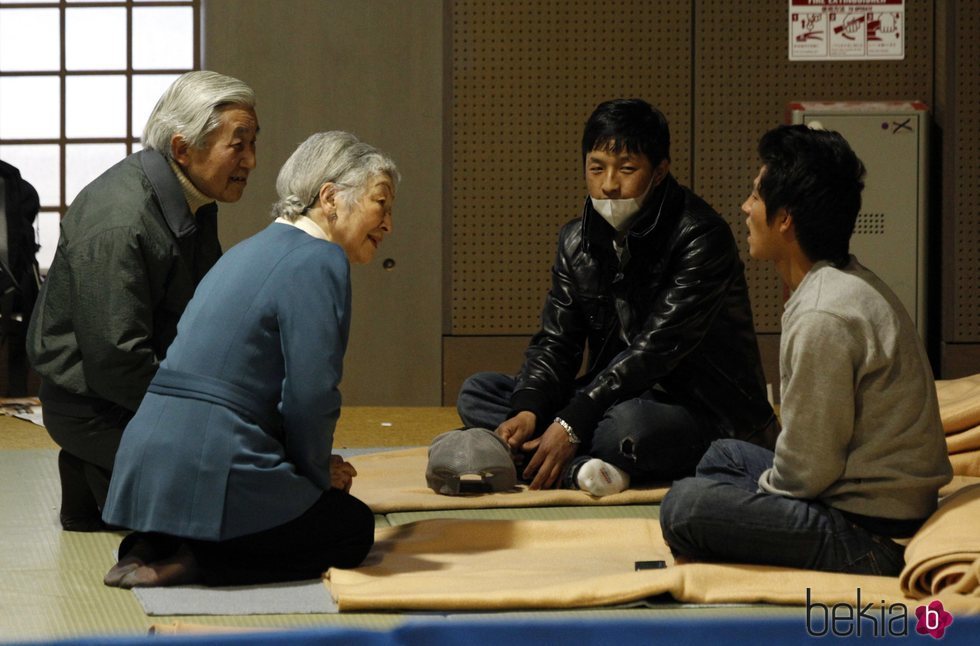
511, 174, 777, 447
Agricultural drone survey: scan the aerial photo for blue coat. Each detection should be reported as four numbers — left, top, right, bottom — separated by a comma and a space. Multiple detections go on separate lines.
103, 223, 351, 540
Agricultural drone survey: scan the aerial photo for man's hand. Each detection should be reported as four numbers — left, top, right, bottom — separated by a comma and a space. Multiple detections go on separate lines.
521, 421, 578, 490
495, 411, 537, 451
329, 454, 357, 493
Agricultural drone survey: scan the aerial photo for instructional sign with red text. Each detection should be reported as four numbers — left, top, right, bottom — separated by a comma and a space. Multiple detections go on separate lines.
789, 0, 905, 61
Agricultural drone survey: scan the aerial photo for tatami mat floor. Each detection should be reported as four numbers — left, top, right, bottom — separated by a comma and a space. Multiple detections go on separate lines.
0, 409, 803, 643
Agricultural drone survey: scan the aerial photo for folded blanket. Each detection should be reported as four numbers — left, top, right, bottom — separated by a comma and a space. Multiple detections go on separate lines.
931, 373, 980, 476
348, 447, 668, 513
945, 418, 980, 477
942, 475, 980, 497
901, 483, 980, 607
326, 517, 980, 614
936, 374, 980, 435
947, 424, 980, 455
949, 452, 980, 478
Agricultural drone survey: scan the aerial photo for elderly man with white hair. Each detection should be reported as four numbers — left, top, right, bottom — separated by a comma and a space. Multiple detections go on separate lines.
27, 70, 259, 532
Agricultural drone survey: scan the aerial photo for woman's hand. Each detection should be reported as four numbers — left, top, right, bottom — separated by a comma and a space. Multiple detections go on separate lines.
329, 454, 357, 493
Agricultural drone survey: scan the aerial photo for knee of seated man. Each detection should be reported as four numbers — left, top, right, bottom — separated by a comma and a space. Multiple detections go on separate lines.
660, 478, 705, 520
597, 399, 658, 443
459, 371, 502, 393
701, 437, 747, 463
602, 397, 695, 440
456, 372, 501, 412
660, 478, 706, 547
605, 397, 647, 423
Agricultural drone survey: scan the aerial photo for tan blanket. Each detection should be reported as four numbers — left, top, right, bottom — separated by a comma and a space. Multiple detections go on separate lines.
936, 374, 980, 435
937, 373, 980, 477
947, 424, 980, 455
945, 419, 980, 477
347, 450, 979, 514
349, 447, 668, 513
949, 451, 980, 478
901, 483, 980, 607
326, 517, 980, 614
942, 475, 980, 497
346, 375, 980, 510
328, 378, 980, 613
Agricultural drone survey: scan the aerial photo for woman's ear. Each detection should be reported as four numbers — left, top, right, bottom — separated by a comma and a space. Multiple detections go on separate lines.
318, 182, 339, 215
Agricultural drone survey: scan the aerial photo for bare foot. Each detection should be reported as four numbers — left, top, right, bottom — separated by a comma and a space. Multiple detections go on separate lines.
118, 544, 201, 588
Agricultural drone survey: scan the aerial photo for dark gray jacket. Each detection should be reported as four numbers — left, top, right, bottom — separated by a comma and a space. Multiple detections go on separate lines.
27, 149, 221, 414
511, 174, 777, 447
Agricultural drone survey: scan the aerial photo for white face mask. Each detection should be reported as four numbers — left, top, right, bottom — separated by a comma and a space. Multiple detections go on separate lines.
590, 176, 656, 231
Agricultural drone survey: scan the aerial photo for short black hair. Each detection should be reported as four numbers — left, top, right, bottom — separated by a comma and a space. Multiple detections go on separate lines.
757, 124, 866, 267
581, 99, 670, 165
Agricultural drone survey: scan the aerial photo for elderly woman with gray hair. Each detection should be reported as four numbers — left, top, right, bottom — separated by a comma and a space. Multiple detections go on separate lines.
101, 131, 399, 588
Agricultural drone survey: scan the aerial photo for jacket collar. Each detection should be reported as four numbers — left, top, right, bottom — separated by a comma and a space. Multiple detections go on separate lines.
139, 148, 200, 239
581, 173, 682, 253
167, 158, 214, 215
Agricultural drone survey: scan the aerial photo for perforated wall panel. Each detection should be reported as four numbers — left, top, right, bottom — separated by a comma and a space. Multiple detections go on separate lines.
949, 4, 980, 341
450, 1, 938, 337
694, 0, 934, 331
450, 0, 692, 334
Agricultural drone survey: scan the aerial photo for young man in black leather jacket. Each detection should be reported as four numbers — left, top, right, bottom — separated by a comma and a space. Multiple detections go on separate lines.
457, 99, 777, 495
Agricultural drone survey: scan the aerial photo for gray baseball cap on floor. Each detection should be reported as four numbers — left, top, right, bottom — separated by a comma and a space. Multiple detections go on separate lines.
426, 427, 518, 495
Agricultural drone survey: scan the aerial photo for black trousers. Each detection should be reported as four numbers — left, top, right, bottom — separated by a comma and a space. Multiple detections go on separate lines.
118, 488, 376, 586
40, 381, 133, 523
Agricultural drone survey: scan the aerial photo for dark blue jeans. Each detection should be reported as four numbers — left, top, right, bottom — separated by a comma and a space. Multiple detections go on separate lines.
660, 439, 906, 575
456, 371, 721, 483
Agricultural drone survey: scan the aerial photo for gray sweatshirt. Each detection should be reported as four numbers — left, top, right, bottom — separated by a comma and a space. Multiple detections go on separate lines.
759, 257, 952, 520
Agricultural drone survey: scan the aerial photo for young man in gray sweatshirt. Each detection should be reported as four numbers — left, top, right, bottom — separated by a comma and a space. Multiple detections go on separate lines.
659, 125, 952, 575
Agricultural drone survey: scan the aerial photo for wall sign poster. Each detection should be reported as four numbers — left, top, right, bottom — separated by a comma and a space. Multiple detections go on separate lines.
789, 0, 905, 61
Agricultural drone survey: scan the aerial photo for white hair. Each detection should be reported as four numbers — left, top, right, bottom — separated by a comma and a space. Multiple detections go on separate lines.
142, 71, 256, 154
271, 131, 400, 221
